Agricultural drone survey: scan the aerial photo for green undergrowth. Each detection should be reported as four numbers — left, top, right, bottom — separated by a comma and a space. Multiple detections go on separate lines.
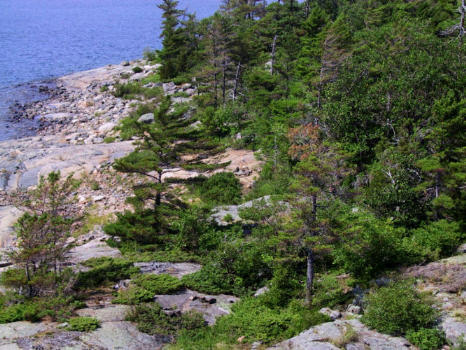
112, 285, 154, 305
169, 297, 331, 349
66, 317, 100, 332
0, 294, 85, 324
362, 281, 443, 346
127, 303, 205, 337
76, 257, 139, 289
132, 274, 184, 295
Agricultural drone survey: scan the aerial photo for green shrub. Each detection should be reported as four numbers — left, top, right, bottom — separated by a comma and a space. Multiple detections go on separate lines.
100, 85, 109, 92
172, 298, 330, 348
406, 328, 446, 350
0, 294, 84, 324
132, 66, 143, 73
333, 212, 406, 280
143, 49, 158, 62
113, 82, 142, 98
403, 220, 463, 262
113, 286, 154, 305
132, 274, 183, 295
198, 172, 242, 205
103, 136, 116, 143
182, 240, 271, 296
311, 272, 354, 309
127, 303, 205, 336
76, 257, 139, 289
0, 303, 37, 323
67, 317, 100, 332
362, 282, 439, 336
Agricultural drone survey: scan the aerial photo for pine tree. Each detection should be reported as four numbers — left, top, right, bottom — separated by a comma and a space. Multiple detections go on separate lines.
158, 0, 189, 79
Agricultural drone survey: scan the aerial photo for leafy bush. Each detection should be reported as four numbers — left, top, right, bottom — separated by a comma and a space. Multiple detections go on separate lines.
76, 257, 139, 289
362, 282, 439, 336
172, 298, 330, 348
0, 303, 40, 323
103, 136, 116, 143
311, 272, 354, 309
113, 82, 143, 98
132, 274, 183, 295
182, 241, 271, 296
403, 220, 463, 262
406, 328, 446, 350
198, 172, 242, 205
334, 212, 406, 280
0, 295, 84, 324
67, 317, 100, 332
132, 66, 143, 73
127, 303, 205, 336
113, 285, 154, 305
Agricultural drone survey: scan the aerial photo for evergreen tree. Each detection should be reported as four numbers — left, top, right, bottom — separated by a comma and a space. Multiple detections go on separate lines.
158, 0, 190, 79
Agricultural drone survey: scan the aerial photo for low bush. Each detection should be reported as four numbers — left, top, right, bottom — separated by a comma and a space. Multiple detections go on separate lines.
76, 257, 139, 289
403, 220, 463, 263
127, 303, 205, 336
132, 66, 143, 73
112, 285, 154, 305
406, 328, 446, 350
171, 298, 331, 348
132, 274, 184, 295
311, 272, 354, 309
67, 317, 100, 332
0, 295, 85, 324
103, 136, 116, 143
198, 172, 242, 205
113, 82, 142, 98
362, 282, 439, 336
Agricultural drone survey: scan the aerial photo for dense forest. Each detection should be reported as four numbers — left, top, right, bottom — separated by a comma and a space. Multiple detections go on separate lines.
1, 0, 465, 349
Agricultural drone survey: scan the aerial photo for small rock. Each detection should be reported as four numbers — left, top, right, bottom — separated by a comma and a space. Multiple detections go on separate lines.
138, 113, 154, 124
457, 243, 466, 254
254, 286, 270, 297
92, 195, 105, 202
319, 307, 342, 321
346, 304, 361, 315
98, 122, 116, 133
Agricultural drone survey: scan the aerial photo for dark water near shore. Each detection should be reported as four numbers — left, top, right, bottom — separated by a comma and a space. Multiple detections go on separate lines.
0, 0, 220, 141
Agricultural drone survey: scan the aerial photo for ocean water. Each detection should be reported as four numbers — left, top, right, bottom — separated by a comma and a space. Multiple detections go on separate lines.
0, 0, 220, 140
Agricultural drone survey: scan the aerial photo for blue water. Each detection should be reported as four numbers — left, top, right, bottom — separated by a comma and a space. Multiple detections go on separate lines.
0, 0, 220, 140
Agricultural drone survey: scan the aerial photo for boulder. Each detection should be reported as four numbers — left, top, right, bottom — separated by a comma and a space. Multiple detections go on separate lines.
0, 206, 22, 249
134, 261, 201, 278
319, 308, 342, 321
138, 113, 154, 124
267, 319, 412, 350
440, 316, 466, 347
41, 113, 74, 122
98, 122, 116, 134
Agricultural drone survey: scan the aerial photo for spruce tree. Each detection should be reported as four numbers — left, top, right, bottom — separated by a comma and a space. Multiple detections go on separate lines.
158, 0, 188, 79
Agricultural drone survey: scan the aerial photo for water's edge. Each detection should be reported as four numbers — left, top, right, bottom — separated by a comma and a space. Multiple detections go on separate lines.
0, 78, 60, 141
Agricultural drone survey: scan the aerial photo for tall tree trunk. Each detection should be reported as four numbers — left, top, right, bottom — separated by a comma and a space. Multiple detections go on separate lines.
156, 171, 162, 207
233, 61, 241, 101
305, 0, 311, 18
305, 194, 318, 305
305, 247, 314, 305
271, 35, 278, 75
222, 56, 227, 104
